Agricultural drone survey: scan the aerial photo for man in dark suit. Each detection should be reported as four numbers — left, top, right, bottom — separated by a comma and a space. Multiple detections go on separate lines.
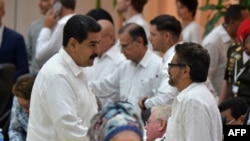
0, 0, 29, 81
0, 0, 29, 140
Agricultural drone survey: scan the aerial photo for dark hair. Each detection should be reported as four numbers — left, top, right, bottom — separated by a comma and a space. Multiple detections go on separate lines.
175, 42, 210, 82
118, 23, 148, 46
61, 0, 76, 10
176, 0, 198, 17
219, 97, 248, 120
131, 0, 148, 13
150, 14, 182, 39
224, 4, 247, 24
86, 8, 114, 25
63, 14, 101, 47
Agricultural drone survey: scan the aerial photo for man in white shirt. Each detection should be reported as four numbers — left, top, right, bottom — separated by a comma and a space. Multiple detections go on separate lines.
176, 0, 202, 44
116, 0, 149, 37
166, 43, 222, 141
138, 15, 181, 111
27, 15, 101, 141
202, 4, 249, 98
85, 8, 126, 107
26, 0, 53, 74
35, 0, 75, 70
89, 23, 162, 113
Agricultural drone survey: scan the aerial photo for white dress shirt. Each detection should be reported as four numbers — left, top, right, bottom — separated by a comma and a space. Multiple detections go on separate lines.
181, 21, 202, 44
144, 45, 178, 108
166, 83, 223, 141
89, 49, 162, 112
35, 14, 75, 69
27, 48, 98, 141
202, 24, 233, 96
85, 42, 126, 107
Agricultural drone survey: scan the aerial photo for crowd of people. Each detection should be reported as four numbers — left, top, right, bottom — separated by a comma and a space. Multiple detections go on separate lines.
0, 0, 250, 141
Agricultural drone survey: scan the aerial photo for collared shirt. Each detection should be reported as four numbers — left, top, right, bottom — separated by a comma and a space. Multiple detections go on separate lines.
8, 97, 29, 141
35, 14, 75, 69
0, 24, 4, 48
202, 24, 233, 96
85, 42, 126, 107
27, 48, 98, 141
89, 49, 162, 113
166, 83, 223, 141
181, 21, 202, 44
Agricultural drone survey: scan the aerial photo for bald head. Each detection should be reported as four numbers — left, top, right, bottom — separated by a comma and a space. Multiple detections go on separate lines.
98, 19, 115, 36
97, 19, 115, 57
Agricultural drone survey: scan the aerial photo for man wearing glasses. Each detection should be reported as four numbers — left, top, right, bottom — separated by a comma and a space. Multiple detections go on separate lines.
165, 42, 222, 141
89, 23, 162, 114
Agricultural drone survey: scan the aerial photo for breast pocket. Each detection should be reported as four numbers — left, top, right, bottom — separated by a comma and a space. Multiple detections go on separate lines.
77, 88, 98, 122
120, 80, 130, 101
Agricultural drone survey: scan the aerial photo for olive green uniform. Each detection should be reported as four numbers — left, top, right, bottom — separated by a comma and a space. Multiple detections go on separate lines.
225, 43, 250, 105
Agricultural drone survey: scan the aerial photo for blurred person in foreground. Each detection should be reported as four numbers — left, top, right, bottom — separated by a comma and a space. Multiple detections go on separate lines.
8, 74, 35, 141
88, 101, 144, 141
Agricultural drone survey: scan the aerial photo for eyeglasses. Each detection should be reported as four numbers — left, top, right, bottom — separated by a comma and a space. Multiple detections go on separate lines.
120, 40, 136, 50
168, 63, 186, 68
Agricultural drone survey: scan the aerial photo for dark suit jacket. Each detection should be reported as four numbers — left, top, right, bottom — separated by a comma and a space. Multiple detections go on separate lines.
0, 26, 29, 81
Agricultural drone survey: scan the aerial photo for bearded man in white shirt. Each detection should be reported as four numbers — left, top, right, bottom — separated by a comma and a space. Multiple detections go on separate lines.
166, 43, 222, 141
27, 15, 101, 141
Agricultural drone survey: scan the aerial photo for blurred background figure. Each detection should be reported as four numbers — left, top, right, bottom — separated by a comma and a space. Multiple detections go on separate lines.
116, 0, 149, 37
86, 8, 126, 107
88, 101, 144, 141
219, 17, 250, 106
0, 0, 29, 140
144, 104, 171, 141
176, 0, 202, 44
219, 97, 248, 125
35, 0, 76, 70
26, 0, 53, 74
8, 74, 36, 141
202, 4, 249, 100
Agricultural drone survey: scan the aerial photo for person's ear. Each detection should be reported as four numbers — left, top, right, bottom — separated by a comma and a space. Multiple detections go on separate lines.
158, 120, 167, 131
135, 36, 144, 46
68, 37, 77, 53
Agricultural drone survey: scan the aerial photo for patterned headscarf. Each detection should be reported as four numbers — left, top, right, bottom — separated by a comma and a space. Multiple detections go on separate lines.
87, 101, 144, 141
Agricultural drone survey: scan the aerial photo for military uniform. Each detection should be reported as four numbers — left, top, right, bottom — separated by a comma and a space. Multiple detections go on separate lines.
225, 43, 250, 105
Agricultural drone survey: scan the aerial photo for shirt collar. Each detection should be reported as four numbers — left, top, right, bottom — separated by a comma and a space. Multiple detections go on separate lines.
176, 82, 200, 102
219, 24, 233, 44
59, 48, 83, 76
137, 48, 151, 68
163, 44, 176, 64
101, 41, 120, 60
